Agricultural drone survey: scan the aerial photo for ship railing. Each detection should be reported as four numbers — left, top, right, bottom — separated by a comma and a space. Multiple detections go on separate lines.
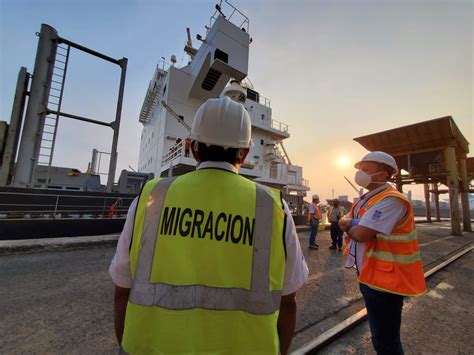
157, 58, 173, 72
162, 140, 193, 165
0, 190, 135, 219
271, 119, 289, 133
259, 95, 271, 108
301, 178, 310, 187
209, 0, 250, 34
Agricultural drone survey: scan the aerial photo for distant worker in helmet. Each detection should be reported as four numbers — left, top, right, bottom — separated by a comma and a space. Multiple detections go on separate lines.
339, 151, 426, 354
307, 194, 321, 249
327, 199, 346, 251
109, 96, 309, 354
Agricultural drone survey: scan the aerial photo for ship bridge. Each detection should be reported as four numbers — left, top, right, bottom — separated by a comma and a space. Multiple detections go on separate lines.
137, 1, 310, 217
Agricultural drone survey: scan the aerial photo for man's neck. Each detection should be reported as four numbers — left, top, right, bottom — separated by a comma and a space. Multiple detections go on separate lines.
366, 182, 388, 192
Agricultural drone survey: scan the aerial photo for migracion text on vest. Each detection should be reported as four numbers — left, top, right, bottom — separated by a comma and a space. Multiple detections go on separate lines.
160, 207, 255, 246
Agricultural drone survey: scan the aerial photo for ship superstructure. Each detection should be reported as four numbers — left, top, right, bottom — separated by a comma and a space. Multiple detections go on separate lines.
138, 1, 309, 215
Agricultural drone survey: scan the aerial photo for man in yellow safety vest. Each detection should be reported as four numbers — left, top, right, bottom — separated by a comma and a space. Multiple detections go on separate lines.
109, 96, 308, 354
339, 151, 426, 354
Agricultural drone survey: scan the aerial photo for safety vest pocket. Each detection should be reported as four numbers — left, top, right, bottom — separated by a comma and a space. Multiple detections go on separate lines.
370, 258, 394, 272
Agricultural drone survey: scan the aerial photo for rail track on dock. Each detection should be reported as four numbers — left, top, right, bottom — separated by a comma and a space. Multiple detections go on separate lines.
291, 242, 474, 354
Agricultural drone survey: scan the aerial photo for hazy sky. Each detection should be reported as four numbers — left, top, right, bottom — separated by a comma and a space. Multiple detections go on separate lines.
1, 0, 472, 201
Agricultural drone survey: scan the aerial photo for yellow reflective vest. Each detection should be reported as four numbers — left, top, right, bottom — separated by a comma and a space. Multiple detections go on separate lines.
122, 168, 287, 354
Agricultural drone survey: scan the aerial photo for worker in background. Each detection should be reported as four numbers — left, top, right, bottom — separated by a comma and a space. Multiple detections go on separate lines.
327, 199, 346, 251
184, 137, 191, 157
339, 151, 426, 355
307, 194, 321, 249
109, 96, 309, 354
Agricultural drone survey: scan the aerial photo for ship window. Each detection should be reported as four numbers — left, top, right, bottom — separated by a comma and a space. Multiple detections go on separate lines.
246, 88, 259, 102
214, 48, 229, 63
260, 139, 264, 145
261, 114, 265, 120
163, 85, 167, 95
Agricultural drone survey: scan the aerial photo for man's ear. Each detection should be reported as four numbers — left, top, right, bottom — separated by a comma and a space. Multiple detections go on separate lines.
191, 141, 200, 162
238, 148, 250, 163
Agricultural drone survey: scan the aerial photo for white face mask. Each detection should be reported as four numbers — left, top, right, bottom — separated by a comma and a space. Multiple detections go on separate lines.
354, 170, 386, 188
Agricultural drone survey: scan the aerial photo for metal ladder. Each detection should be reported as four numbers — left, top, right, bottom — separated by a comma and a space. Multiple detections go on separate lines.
38, 43, 70, 167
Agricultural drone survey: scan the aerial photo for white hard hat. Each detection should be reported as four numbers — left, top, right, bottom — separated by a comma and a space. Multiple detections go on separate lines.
354, 151, 399, 176
221, 80, 247, 104
312, 194, 320, 200
190, 96, 253, 149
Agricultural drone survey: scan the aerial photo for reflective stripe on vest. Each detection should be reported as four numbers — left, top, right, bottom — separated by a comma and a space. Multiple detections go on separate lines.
375, 230, 417, 242
128, 178, 282, 315
366, 249, 422, 264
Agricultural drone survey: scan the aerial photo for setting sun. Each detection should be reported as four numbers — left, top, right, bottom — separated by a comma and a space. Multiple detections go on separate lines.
337, 156, 350, 168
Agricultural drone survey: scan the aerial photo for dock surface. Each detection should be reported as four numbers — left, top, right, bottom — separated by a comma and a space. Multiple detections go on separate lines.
0, 222, 473, 354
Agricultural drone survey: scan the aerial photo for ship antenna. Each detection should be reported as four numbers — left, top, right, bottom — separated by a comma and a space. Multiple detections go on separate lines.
186, 27, 193, 47
184, 28, 198, 58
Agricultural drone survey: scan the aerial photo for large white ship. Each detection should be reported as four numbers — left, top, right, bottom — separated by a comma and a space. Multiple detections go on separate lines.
137, 1, 310, 216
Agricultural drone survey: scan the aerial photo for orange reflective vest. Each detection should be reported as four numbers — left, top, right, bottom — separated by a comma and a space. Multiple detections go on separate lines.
348, 186, 426, 297
307, 203, 321, 222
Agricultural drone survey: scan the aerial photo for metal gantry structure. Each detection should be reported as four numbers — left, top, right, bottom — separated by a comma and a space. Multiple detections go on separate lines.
354, 116, 473, 236
1, 24, 127, 192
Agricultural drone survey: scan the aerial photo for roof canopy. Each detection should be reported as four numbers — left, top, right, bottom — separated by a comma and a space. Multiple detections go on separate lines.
354, 116, 469, 157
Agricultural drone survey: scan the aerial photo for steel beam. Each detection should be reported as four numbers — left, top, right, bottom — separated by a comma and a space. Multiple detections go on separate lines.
107, 58, 128, 192
0, 68, 29, 186
58, 37, 120, 65
14, 24, 58, 187
47, 109, 111, 127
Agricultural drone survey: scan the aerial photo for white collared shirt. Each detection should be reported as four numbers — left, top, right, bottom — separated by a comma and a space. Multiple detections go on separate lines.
345, 183, 408, 271
109, 161, 308, 296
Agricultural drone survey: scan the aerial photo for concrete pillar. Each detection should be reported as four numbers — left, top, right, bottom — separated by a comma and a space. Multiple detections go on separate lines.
444, 147, 462, 236
433, 183, 441, 222
424, 183, 432, 223
459, 158, 472, 232
396, 177, 403, 193
14, 24, 58, 187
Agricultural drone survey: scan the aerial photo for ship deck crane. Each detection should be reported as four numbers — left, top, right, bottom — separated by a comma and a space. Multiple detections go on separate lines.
161, 100, 191, 133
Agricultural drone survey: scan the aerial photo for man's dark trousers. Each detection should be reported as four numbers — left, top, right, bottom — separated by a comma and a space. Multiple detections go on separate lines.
330, 222, 343, 248
360, 283, 405, 355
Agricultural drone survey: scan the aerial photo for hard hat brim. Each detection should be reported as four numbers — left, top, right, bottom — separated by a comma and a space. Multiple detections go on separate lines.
354, 160, 399, 176
189, 137, 254, 149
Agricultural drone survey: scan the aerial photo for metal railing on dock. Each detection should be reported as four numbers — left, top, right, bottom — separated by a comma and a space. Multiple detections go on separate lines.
0, 188, 135, 219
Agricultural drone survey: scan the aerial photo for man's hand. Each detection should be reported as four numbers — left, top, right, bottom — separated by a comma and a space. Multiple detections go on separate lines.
338, 217, 352, 232
347, 225, 378, 242
277, 292, 297, 355
114, 285, 130, 344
